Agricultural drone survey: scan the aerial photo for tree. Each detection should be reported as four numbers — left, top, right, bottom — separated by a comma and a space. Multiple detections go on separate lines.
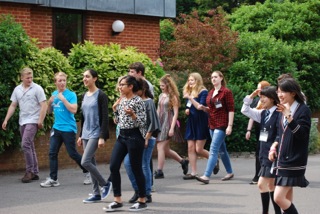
228, 0, 320, 111
161, 9, 238, 86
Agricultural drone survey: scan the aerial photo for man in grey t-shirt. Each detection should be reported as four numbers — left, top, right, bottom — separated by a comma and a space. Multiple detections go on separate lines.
2, 68, 47, 183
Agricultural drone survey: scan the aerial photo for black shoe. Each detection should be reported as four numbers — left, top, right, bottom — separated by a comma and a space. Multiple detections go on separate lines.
181, 159, 189, 175
146, 195, 152, 203
129, 191, 139, 203
249, 176, 259, 184
129, 202, 147, 211
154, 171, 164, 179
103, 201, 123, 212
213, 159, 220, 175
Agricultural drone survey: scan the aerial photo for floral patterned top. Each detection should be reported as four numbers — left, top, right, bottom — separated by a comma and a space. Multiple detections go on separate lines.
114, 95, 147, 137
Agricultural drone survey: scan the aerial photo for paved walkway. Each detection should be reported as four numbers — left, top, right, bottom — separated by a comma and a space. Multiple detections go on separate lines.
0, 154, 319, 214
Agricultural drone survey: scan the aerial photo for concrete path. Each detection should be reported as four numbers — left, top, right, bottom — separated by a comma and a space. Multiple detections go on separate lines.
0, 154, 319, 214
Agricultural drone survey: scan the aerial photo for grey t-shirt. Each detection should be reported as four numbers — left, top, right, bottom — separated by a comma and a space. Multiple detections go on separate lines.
81, 90, 100, 139
10, 82, 46, 126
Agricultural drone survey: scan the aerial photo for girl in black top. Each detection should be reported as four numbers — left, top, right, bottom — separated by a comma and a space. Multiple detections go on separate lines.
269, 78, 311, 214
242, 86, 281, 214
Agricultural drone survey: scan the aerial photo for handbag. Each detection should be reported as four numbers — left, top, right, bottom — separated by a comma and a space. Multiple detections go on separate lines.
171, 120, 185, 143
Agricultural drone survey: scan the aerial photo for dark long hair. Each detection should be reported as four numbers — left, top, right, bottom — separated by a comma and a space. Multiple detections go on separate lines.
120, 75, 141, 93
278, 78, 305, 103
137, 78, 154, 99
86, 68, 99, 87
260, 86, 280, 106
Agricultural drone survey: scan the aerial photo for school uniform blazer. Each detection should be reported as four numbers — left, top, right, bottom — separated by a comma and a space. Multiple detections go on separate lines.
275, 103, 311, 177
259, 109, 281, 167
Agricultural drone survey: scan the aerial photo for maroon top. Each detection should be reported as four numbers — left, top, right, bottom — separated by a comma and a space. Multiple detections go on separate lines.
206, 86, 234, 130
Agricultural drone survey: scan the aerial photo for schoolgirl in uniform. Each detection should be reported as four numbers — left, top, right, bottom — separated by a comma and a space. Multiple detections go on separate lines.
269, 78, 311, 214
241, 86, 281, 214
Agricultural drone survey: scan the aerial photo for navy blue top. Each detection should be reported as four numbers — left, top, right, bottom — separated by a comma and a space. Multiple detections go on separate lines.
184, 90, 209, 140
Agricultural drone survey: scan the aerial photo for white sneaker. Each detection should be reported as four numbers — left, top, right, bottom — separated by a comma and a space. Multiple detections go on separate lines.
83, 172, 92, 185
40, 178, 60, 188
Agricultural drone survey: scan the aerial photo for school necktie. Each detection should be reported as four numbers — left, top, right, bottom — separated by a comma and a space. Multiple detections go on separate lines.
284, 118, 288, 128
264, 110, 270, 124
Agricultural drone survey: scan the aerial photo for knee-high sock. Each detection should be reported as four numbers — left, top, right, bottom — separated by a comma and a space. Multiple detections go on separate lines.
261, 192, 270, 214
283, 203, 298, 214
269, 191, 282, 214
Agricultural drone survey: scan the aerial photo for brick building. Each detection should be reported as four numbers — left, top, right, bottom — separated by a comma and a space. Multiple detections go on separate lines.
0, 0, 182, 173
0, 0, 176, 60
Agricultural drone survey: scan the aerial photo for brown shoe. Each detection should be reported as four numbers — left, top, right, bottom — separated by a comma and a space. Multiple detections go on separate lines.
221, 174, 234, 181
21, 172, 34, 183
32, 174, 40, 180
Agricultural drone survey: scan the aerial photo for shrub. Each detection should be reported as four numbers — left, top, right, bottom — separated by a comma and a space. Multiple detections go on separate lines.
226, 32, 296, 92
225, 84, 256, 152
68, 41, 165, 116
309, 119, 320, 154
0, 15, 37, 152
26, 47, 73, 132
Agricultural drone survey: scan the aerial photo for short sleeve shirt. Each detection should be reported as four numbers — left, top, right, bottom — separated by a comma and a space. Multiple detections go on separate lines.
51, 89, 77, 133
10, 82, 46, 126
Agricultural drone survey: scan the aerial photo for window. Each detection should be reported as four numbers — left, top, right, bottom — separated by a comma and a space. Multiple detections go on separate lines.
53, 11, 84, 55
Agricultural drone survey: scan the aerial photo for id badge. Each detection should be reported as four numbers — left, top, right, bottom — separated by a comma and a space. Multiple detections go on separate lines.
215, 100, 222, 108
259, 131, 268, 142
186, 100, 192, 108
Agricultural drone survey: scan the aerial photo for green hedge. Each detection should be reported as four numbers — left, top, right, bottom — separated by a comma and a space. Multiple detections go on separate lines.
0, 15, 165, 153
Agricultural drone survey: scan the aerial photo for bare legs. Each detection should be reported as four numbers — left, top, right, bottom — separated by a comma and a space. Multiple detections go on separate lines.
156, 139, 183, 170
187, 139, 208, 175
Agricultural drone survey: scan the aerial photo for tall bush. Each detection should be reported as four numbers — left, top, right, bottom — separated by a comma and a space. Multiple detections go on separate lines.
68, 41, 165, 115
227, 32, 296, 92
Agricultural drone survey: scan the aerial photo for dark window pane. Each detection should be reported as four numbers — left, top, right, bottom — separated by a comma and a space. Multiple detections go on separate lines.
54, 12, 83, 55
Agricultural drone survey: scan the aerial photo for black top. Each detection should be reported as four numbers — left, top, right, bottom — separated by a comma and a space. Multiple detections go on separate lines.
275, 103, 311, 177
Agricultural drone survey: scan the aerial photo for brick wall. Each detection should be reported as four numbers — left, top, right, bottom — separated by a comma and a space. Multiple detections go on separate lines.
0, 122, 187, 173
0, 3, 160, 60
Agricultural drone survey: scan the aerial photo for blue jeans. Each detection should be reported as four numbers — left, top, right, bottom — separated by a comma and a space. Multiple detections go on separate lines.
49, 128, 87, 180
204, 129, 233, 177
109, 128, 145, 198
124, 137, 156, 196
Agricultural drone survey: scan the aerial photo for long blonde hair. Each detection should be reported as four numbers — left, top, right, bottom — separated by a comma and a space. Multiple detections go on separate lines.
183, 72, 206, 98
160, 74, 180, 109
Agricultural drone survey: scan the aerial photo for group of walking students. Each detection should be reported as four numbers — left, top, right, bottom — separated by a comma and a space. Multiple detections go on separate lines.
2, 63, 311, 214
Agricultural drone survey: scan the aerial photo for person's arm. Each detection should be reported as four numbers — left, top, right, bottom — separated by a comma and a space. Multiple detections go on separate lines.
2, 102, 17, 130
98, 91, 109, 141
268, 141, 279, 162
226, 111, 234, 136
185, 90, 208, 111
57, 92, 77, 114
245, 118, 254, 140
47, 96, 54, 114
241, 95, 262, 123
169, 96, 179, 137
38, 101, 47, 129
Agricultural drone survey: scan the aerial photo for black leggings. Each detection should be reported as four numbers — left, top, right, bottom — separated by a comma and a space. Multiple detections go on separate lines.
109, 129, 146, 198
